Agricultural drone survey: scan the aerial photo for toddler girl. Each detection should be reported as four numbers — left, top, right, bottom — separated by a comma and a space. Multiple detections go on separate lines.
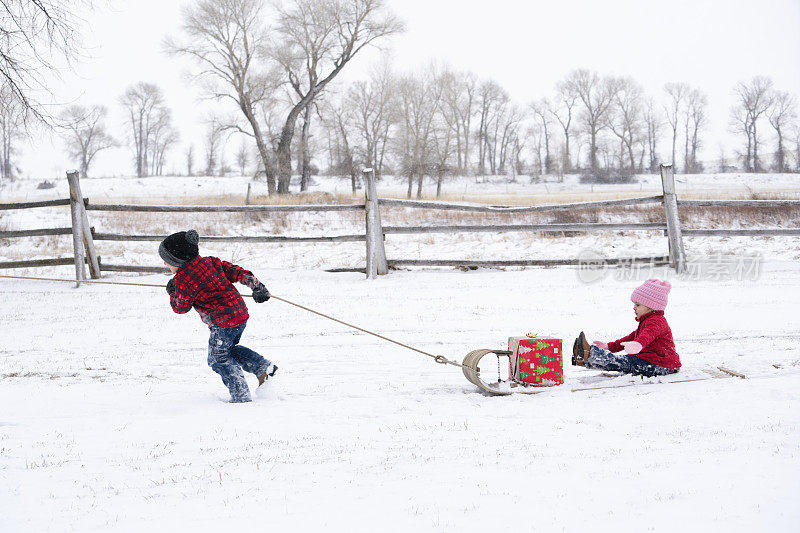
573, 279, 681, 376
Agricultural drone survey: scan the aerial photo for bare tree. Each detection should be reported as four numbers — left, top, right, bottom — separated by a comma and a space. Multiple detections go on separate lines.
297, 102, 314, 191
149, 107, 179, 176
643, 97, 662, 172
767, 90, 797, 172
524, 122, 544, 179
185, 144, 195, 176
684, 88, 708, 173
394, 69, 443, 198
530, 98, 553, 174
475, 79, 508, 175
0, 1, 94, 124
606, 77, 644, 173
439, 68, 477, 173
0, 82, 24, 180
59, 104, 116, 178
729, 103, 752, 172
272, 0, 404, 193
717, 144, 730, 173
166, 0, 283, 193
551, 80, 578, 173
321, 95, 360, 193
236, 140, 250, 176
564, 69, 617, 176
348, 64, 396, 179
431, 116, 455, 197
204, 116, 225, 176
120, 82, 169, 178
496, 104, 524, 176
794, 125, 800, 172
732, 76, 774, 172
663, 82, 689, 170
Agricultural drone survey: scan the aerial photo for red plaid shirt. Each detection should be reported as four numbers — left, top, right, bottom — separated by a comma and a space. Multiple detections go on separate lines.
169, 256, 261, 327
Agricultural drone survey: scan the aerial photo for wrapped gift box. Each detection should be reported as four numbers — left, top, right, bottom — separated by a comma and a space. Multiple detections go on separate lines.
508, 336, 563, 386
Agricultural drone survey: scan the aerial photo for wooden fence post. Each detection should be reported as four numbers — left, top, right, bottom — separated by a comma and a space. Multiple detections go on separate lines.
66, 170, 86, 285
363, 168, 388, 278
660, 164, 686, 273
66, 171, 101, 280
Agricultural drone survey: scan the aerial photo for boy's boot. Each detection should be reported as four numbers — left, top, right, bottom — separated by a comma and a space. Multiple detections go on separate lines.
257, 364, 278, 386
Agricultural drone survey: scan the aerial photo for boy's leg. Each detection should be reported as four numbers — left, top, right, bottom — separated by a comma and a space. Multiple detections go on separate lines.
231, 345, 273, 375
228, 323, 274, 378
208, 326, 252, 403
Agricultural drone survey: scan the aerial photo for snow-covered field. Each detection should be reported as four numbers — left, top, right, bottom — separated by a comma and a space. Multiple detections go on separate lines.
1, 173, 799, 531
4, 170, 800, 203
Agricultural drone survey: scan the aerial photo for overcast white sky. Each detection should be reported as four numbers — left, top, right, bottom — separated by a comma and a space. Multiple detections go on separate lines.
19, 0, 800, 179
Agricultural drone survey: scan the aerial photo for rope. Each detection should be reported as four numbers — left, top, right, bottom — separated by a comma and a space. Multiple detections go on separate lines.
0, 273, 464, 369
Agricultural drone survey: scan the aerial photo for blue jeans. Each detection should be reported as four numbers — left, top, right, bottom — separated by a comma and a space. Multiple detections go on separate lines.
207, 322, 272, 403
586, 345, 676, 377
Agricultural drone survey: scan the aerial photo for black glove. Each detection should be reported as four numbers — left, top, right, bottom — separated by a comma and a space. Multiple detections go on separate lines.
166, 278, 175, 295
252, 283, 270, 303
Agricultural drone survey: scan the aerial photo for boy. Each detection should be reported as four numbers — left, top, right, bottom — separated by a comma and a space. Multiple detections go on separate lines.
160, 229, 276, 403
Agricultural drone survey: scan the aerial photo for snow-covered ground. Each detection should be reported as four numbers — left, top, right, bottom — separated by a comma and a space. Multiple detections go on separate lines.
1, 173, 799, 531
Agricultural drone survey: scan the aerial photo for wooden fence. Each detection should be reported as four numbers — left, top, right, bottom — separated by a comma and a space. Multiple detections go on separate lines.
1, 165, 799, 281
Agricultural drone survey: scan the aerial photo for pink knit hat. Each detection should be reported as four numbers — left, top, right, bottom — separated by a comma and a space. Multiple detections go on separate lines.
630, 279, 671, 311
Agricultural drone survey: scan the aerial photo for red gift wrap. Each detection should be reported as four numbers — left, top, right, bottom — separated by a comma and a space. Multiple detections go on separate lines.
508, 336, 563, 386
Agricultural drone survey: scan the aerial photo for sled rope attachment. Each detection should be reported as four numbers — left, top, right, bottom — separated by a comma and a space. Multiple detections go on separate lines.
0, 274, 465, 369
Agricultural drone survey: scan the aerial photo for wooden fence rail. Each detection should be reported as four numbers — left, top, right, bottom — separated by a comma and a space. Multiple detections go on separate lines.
382, 223, 668, 235
678, 200, 800, 208
0, 257, 87, 269
682, 229, 800, 236
0, 198, 88, 210
91, 232, 366, 243
0, 228, 74, 238
379, 195, 663, 213
388, 257, 671, 268
85, 203, 364, 213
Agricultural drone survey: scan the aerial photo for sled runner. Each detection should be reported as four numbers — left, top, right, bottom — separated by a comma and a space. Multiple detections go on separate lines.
571, 365, 746, 391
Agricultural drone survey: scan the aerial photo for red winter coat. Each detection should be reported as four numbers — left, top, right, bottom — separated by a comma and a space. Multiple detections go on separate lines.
607, 310, 681, 371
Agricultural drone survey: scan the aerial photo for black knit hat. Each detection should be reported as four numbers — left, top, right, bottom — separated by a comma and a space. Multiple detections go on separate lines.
159, 229, 200, 267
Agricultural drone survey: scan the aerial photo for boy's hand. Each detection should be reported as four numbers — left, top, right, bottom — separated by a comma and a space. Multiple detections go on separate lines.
252, 283, 270, 303
166, 278, 175, 295
592, 341, 608, 350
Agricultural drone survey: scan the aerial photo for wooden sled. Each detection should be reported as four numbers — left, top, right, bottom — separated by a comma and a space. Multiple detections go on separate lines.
462, 349, 747, 396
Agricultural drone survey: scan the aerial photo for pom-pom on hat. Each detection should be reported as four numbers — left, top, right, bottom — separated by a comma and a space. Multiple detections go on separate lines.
159, 229, 200, 267
630, 279, 671, 311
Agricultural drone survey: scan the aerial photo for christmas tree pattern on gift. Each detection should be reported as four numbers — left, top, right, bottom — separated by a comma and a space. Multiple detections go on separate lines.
514, 337, 564, 385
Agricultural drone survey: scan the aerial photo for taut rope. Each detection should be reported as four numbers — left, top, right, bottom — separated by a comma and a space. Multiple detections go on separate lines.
0, 274, 464, 369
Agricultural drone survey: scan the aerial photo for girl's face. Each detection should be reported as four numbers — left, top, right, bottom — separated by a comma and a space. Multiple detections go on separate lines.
633, 302, 653, 319
165, 262, 179, 274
